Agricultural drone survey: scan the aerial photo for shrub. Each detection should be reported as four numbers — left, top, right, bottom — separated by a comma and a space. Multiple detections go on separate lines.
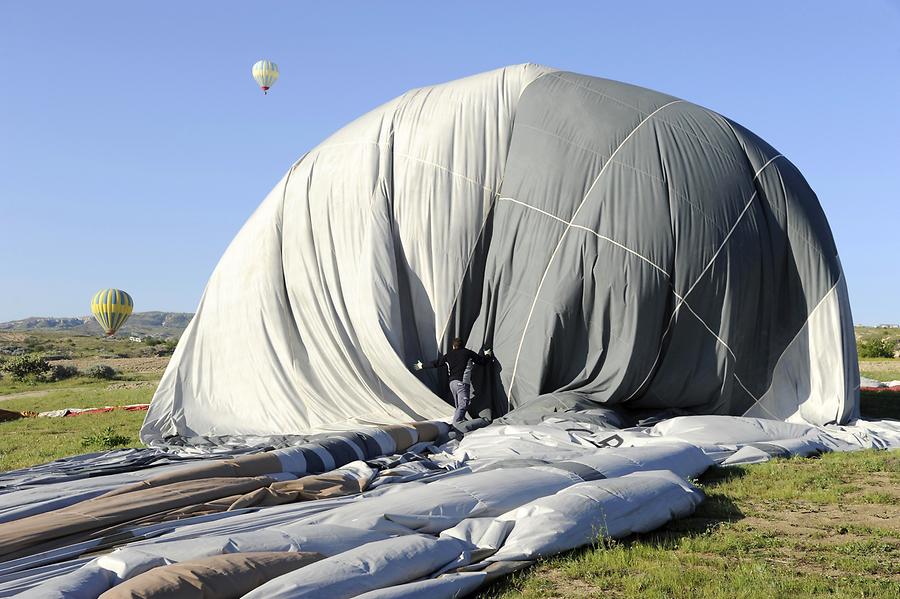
86, 364, 118, 380
81, 427, 132, 449
2, 354, 51, 381
857, 338, 894, 359
46, 364, 79, 382
154, 339, 179, 356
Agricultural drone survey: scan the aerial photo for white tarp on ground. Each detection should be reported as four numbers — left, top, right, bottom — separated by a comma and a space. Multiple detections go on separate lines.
2, 415, 898, 598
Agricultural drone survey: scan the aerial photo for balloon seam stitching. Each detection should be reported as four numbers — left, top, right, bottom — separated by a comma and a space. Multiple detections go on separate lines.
507, 100, 685, 396
498, 196, 673, 280
547, 72, 735, 161
434, 66, 558, 346
620, 154, 785, 404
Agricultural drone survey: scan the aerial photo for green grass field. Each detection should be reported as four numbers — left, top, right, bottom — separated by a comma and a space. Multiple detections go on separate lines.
0, 330, 160, 360
0, 348, 898, 597
476, 362, 900, 599
0, 375, 154, 471
479, 450, 900, 598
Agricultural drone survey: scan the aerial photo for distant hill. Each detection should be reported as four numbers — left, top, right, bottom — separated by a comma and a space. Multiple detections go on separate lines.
0, 312, 193, 339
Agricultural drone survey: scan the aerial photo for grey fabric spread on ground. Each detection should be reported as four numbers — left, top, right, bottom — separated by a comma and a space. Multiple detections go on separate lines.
2, 417, 899, 598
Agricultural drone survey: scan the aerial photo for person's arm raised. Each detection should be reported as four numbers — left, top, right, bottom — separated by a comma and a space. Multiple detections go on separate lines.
469, 349, 492, 365
413, 355, 443, 371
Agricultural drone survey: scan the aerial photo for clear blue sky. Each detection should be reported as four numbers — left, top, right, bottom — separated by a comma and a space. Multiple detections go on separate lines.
1, 1, 898, 324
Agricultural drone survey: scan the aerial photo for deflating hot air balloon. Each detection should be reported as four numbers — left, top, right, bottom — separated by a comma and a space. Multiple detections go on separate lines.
91, 289, 134, 337
143, 64, 861, 443
251, 60, 279, 94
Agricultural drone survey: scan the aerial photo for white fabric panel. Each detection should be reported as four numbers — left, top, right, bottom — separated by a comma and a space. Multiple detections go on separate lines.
477, 471, 703, 561
822, 419, 900, 450
570, 443, 713, 480
0, 559, 91, 598
242, 535, 471, 599
449, 422, 713, 478
651, 416, 816, 445
746, 275, 859, 424
365, 428, 398, 455
272, 447, 308, 474
719, 445, 775, 465
453, 422, 630, 463
142, 64, 555, 441
15, 565, 115, 599
305, 465, 582, 535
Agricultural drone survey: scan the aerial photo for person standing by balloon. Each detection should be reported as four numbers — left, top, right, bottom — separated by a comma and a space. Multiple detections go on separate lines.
413, 338, 492, 423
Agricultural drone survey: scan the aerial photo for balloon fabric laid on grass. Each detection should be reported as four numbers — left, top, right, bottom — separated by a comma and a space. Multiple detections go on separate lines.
143, 64, 859, 445
90, 288, 133, 336
252, 60, 279, 94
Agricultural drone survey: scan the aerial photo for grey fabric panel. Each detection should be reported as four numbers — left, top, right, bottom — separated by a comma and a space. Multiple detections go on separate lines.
498, 394, 626, 428
468, 73, 680, 409
471, 69, 854, 423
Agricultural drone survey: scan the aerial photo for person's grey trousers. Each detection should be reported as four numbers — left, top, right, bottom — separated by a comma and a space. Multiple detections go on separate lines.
449, 379, 471, 422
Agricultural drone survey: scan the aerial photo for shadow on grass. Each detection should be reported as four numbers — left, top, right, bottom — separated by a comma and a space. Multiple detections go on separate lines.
474, 466, 748, 598
860, 389, 900, 420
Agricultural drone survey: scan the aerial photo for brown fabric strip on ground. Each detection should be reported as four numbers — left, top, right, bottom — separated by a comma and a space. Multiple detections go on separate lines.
0, 476, 274, 559
0, 491, 251, 562
102, 453, 283, 497
104, 421, 439, 499
0, 408, 27, 422
228, 468, 373, 510
98, 551, 324, 599
140, 495, 245, 521
412, 421, 440, 443
382, 424, 418, 451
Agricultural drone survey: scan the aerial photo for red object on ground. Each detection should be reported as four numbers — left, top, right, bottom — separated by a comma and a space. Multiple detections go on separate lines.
57, 404, 151, 418
861, 386, 900, 393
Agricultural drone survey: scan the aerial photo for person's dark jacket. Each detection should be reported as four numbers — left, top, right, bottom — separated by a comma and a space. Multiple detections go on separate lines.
424, 348, 490, 382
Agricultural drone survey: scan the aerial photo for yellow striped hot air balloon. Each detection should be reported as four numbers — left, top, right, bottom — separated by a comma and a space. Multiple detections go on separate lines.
90, 289, 134, 336
251, 60, 279, 94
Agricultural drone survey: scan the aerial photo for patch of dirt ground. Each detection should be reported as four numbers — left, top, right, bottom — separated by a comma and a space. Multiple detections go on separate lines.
859, 360, 900, 371
0, 389, 50, 402
742, 502, 900, 540
105, 381, 155, 390
0, 332, 28, 343
51, 356, 170, 374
